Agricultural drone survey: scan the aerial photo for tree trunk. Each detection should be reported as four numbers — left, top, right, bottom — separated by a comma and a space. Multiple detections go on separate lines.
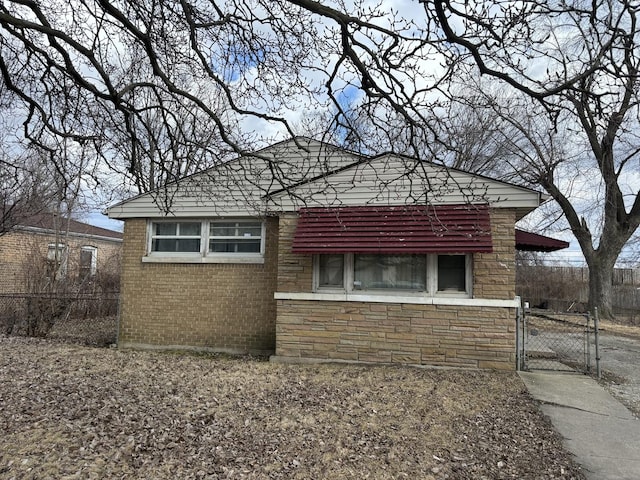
587, 253, 617, 320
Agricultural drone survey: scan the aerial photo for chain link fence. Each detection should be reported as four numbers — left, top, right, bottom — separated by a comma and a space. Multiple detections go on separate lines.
520, 310, 595, 373
0, 293, 119, 347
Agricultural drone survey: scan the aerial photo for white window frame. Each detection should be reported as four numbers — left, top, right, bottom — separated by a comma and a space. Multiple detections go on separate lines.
144, 218, 265, 264
149, 221, 203, 257
314, 253, 472, 298
209, 219, 264, 256
432, 254, 473, 297
80, 245, 98, 277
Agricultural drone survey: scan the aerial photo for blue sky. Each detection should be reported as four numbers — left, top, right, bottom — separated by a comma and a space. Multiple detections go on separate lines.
86, 211, 123, 232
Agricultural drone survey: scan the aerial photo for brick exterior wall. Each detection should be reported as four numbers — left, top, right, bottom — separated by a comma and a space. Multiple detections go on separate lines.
274, 209, 518, 370
118, 217, 279, 354
0, 230, 121, 294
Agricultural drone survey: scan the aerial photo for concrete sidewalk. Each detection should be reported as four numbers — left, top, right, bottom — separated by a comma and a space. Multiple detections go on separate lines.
519, 371, 640, 480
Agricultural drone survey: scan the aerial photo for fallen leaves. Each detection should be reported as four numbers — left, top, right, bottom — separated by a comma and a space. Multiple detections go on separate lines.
0, 335, 584, 479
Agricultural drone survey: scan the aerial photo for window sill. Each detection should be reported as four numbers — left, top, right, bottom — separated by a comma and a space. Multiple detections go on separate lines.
142, 255, 265, 264
274, 292, 519, 308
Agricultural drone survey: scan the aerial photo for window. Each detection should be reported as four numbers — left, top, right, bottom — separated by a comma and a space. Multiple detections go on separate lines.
151, 222, 202, 253
209, 221, 262, 253
437, 255, 466, 292
318, 254, 344, 288
315, 253, 471, 296
147, 219, 265, 262
47, 243, 68, 279
354, 254, 426, 291
80, 246, 98, 278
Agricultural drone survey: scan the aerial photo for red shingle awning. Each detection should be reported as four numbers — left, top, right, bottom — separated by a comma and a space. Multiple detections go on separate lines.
292, 205, 493, 254
515, 229, 569, 252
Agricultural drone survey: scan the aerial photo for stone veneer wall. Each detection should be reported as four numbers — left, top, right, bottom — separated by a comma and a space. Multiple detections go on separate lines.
118, 217, 278, 354
474, 209, 516, 299
274, 209, 518, 370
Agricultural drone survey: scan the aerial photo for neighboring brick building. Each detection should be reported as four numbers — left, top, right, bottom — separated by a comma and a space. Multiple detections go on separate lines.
108, 137, 562, 369
0, 214, 123, 294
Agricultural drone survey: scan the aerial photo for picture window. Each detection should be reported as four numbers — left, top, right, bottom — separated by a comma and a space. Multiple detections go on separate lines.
315, 253, 471, 297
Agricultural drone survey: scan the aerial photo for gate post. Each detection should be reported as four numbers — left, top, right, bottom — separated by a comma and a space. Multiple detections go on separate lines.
586, 312, 591, 374
594, 307, 601, 379
515, 296, 523, 371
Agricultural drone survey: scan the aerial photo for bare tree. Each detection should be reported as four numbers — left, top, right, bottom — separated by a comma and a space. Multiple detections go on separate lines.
0, 147, 56, 234
430, 0, 640, 317
0, 1, 448, 177
102, 79, 241, 193
295, 0, 640, 317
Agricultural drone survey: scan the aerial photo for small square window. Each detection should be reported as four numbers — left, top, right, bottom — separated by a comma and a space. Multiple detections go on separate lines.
47, 243, 66, 261
318, 254, 344, 288
437, 255, 467, 292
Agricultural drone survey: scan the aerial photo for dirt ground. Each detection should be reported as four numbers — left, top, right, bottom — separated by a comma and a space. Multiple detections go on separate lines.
0, 336, 585, 480
46, 315, 118, 347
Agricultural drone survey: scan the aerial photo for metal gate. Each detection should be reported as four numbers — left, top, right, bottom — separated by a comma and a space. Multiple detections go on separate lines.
517, 309, 596, 373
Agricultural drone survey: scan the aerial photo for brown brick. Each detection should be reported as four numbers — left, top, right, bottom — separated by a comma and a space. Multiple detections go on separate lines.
117, 217, 278, 354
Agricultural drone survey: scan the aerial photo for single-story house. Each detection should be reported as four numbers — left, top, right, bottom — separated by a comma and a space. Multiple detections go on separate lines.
107, 137, 566, 369
0, 213, 123, 294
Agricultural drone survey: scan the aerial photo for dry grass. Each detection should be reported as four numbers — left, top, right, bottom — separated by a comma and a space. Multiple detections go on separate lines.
597, 318, 640, 339
0, 336, 584, 479
528, 311, 640, 339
